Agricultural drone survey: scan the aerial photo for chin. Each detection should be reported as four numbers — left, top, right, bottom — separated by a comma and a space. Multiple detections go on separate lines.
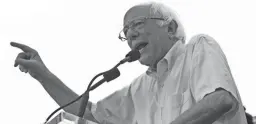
138, 56, 151, 66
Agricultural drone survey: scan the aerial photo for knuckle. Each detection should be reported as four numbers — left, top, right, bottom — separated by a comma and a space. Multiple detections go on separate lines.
17, 52, 24, 56
17, 52, 26, 58
32, 49, 38, 54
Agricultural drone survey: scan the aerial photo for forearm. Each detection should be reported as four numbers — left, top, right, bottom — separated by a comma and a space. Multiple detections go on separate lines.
171, 90, 238, 124
37, 71, 98, 122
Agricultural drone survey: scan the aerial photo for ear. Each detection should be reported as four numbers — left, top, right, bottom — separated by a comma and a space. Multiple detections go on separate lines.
167, 20, 178, 34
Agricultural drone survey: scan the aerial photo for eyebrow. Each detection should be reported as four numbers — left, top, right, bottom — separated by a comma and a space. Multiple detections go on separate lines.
123, 19, 145, 34
124, 16, 146, 26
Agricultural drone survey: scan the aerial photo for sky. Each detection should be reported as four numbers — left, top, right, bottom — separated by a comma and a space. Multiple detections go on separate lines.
0, 0, 256, 123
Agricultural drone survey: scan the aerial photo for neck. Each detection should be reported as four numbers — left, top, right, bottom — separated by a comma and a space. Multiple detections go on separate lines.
149, 55, 164, 71
150, 63, 158, 71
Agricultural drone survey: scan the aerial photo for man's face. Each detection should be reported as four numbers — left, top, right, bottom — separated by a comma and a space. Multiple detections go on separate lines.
123, 6, 172, 68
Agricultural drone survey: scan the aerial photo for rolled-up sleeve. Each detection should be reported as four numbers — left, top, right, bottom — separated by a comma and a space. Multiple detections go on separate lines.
189, 34, 239, 103
91, 84, 135, 124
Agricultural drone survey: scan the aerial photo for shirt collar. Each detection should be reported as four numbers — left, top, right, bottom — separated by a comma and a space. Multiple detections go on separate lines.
146, 40, 185, 78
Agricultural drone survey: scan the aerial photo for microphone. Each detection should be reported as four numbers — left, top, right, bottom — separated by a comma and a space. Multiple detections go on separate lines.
120, 50, 141, 64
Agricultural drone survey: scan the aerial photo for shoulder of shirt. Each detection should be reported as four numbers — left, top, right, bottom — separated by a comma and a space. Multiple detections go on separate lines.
185, 33, 228, 62
186, 33, 222, 54
187, 33, 219, 46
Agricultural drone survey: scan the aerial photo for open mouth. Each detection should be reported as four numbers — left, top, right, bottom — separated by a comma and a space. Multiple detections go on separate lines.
135, 42, 148, 51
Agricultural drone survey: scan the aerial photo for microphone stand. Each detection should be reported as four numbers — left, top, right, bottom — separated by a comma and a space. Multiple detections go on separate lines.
44, 50, 140, 124
77, 53, 135, 118
44, 65, 121, 124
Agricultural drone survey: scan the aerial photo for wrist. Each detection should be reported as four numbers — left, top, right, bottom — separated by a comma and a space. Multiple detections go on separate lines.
37, 69, 53, 83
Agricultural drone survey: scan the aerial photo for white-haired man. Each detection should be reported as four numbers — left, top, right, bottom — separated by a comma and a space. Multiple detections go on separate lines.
11, 2, 247, 124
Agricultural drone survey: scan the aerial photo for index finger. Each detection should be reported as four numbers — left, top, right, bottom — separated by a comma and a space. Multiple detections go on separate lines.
10, 42, 36, 53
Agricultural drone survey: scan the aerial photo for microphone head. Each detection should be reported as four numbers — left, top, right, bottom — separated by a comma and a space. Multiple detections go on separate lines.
125, 50, 141, 62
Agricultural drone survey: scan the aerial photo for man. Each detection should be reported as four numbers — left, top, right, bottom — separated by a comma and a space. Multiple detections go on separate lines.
11, 2, 247, 124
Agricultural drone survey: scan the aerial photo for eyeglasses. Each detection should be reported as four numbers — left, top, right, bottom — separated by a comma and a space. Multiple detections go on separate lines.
118, 17, 165, 41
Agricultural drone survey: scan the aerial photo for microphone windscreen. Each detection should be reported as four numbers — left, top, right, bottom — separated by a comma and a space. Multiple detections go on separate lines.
125, 50, 141, 62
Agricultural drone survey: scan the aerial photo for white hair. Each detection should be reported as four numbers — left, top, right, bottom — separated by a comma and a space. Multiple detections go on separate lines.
137, 2, 186, 43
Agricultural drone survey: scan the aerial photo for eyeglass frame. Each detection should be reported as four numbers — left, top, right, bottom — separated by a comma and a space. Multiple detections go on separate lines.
118, 17, 166, 41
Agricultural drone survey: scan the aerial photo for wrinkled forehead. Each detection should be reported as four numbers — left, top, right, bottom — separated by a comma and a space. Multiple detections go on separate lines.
123, 5, 151, 26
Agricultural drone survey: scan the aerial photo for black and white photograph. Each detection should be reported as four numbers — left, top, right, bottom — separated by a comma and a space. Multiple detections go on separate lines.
0, 0, 256, 124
